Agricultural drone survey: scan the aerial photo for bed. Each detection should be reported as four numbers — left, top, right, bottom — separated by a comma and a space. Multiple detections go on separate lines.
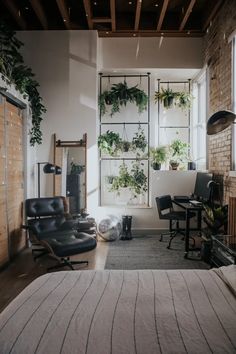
0, 266, 235, 354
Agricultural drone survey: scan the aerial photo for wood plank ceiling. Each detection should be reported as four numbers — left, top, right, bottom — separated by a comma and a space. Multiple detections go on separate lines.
0, 0, 225, 37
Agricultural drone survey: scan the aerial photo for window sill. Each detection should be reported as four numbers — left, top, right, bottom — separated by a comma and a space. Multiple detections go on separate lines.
229, 171, 236, 177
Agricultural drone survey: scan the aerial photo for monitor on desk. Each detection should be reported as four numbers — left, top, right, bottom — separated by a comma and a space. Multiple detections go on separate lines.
193, 172, 213, 202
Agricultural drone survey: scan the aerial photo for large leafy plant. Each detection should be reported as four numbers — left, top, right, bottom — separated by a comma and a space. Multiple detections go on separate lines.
98, 130, 122, 156
99, 81, 148, 117
0, 22, 46, 145
169, 139, 189, 164
110, 161, 147, 197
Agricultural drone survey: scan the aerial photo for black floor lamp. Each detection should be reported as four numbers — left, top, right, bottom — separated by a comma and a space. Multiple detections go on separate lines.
37, 162, 62, 197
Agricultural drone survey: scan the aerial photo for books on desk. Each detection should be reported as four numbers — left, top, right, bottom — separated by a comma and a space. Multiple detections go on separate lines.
189, 200, 202, 206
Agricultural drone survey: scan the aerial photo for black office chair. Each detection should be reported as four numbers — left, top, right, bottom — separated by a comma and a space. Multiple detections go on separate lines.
155, 195, 195, 249
24, 197, 97, 271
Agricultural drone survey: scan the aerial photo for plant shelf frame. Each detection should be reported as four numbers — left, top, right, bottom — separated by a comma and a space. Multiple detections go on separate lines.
98, 73, 150, 207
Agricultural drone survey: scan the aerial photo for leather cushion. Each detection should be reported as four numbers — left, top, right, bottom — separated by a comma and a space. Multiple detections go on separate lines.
41, 231, 97, 257
161, 211, 195, 220
26, 197, 65, 217
28, 216, 67, 235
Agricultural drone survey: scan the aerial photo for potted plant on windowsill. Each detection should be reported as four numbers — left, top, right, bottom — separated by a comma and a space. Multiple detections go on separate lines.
150, 146, 168, 170
169, 139, 189, 170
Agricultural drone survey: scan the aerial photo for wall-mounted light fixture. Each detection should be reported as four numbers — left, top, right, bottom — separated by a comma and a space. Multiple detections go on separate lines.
207, 110, 236, 135
37, 162, 61, 197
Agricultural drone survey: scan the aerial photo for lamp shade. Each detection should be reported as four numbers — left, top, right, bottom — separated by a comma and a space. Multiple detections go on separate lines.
43, 163, 55, 174
55, 165, 62, 175
207, 110, 236, 135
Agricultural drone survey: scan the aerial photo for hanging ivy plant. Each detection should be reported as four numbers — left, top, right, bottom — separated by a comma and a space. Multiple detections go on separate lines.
131, 125, 147, 152
97, 130, 122, 156
0, 22, 46, 145
98, 81, 148, 117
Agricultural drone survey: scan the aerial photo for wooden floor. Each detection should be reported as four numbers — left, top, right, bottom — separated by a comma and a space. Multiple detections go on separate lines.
0, 240, 109, 313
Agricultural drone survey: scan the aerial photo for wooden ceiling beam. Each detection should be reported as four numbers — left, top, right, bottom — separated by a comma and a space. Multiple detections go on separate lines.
56, 0, 71, 30
83, 0, 93, 30
179, 0, 196, 31
2, 0, 27, 30
98, 30, 204, 38
134, 0, 142, 31
92, 18, 112, 23
110, 0, 116, 32
29, 0, 48, 30
157, 0, 169, 31
202, 0, 223, 32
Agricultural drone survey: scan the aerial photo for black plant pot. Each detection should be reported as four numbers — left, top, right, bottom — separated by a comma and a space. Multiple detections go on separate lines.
152, 162, 161, 170
188, 161, 196, 170
163, 96, 174, 108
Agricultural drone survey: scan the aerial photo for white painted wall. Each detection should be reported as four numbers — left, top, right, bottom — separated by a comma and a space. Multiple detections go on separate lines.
98, 37, 203, 70
17, 31, 203, 229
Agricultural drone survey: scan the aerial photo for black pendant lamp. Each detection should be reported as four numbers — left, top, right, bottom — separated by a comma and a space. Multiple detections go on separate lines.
207, 110, 236, 135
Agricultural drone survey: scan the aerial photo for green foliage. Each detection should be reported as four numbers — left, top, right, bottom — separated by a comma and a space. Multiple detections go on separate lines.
155, 87, 193, 110
110, 161, 147, 197
97, 130, 122, 156
175, 91, 193, 109
131, 125, 147, 153
130, 161, 147, 196
0, 22, 46, 145
155, 87, 176, 108
98, 81, 148, 116
150, 146, 168, 165
70, 162, 85, 174
169, 139, 189, 164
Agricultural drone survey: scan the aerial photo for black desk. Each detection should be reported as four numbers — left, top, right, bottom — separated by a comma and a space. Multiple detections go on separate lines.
172, 200, 203, 258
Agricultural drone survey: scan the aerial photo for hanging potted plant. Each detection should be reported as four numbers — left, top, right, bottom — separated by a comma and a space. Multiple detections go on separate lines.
98, 81, 148, 117
169, 139, 189, 170
110, 163, 133, 194
150, 146, 168, 170
130, 161, 147, 197
98, 130, 122, 156
175, 91, 193, 110
155, 87, 177, 109
131, 125, 147, 153
120, 140, 131, 153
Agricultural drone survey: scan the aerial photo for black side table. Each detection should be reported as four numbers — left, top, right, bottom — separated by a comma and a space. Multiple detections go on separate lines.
211, 235, 236, 267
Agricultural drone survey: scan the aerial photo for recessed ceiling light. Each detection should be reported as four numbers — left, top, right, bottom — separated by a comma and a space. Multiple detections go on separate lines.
133, 33, 136, 37
25, 6, 29, 10
94, 1, 97, 5
128, 1, 132, 5
86, 13, 88, 17
63, 19, 67, 22
155, 3, 158, 7
106, 31, 109, 34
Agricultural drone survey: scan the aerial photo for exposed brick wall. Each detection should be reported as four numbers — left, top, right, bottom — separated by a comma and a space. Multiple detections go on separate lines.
203, 0, 236, 204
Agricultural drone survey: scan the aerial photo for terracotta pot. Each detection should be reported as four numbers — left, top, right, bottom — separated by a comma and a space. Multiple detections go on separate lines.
170, 162, 179, 170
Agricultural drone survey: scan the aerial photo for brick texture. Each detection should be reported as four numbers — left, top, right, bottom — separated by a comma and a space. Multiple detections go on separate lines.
203, 0, 236, 204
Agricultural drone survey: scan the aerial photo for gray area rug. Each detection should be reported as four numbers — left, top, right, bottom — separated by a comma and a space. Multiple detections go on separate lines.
105, 234, 210, 270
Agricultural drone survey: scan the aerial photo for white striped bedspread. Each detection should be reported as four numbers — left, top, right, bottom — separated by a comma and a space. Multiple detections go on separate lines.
0, 266, 236, 354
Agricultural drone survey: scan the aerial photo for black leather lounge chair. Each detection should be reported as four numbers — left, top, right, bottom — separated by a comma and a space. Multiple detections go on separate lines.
24, 197, 97, 271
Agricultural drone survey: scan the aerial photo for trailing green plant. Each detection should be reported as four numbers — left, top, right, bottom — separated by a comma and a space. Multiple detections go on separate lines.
110, 161, 147, 197
175, 91, 193, 109
131, 125, 147, 152
0, 22, 46, 145
130, 160, 147, 196
150, 146, 168, 168
97, 130, 122, 156
98, 81, 148, 116
70, 162, 85, 174
155, 87, 177, 108
110, 163, 133, 194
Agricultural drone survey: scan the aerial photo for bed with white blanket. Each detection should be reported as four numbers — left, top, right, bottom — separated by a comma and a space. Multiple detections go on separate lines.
0, 266, 236, 354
